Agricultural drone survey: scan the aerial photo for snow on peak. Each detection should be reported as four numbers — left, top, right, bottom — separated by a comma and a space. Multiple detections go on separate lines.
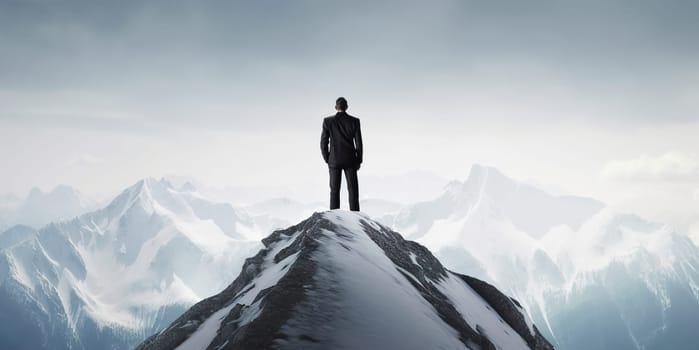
0, 178, 268, 349
101, 177, 205, 225
394, 165, 689, 283
0, 224, 37, 249
390, 165, 699, 349
137, 210, 553, 350
396, 164, 605, 249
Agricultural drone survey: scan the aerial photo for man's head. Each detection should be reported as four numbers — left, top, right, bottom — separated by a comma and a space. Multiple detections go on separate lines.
335, 97, 348, 112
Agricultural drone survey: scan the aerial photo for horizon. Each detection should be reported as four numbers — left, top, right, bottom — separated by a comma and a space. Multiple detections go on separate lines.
4, 163, 698, 243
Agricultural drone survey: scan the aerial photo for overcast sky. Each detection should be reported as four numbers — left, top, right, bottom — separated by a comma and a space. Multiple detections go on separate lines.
2, 0, 699, 234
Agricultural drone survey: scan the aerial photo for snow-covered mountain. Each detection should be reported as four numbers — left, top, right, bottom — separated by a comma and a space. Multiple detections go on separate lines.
137, 210, 554, 350
0, 178, 264, 350
1, 185, 96, 230
392, 164, 699, 350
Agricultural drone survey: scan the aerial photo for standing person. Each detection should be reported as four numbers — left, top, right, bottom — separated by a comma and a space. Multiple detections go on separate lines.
320, 97, 363, 211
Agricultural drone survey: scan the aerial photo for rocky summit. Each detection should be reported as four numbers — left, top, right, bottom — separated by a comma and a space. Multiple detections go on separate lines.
137, 210, 554, 350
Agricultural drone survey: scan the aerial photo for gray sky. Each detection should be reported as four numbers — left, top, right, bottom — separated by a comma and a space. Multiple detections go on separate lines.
2, 0, 699, 234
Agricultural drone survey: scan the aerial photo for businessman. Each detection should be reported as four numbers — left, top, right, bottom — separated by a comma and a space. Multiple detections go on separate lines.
320, 97, 363, 211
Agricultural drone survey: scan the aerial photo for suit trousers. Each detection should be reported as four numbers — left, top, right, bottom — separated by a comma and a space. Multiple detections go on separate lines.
329, 166, 359, 211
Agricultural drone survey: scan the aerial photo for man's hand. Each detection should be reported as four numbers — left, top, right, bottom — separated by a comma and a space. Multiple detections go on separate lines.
320, 119, 330, 163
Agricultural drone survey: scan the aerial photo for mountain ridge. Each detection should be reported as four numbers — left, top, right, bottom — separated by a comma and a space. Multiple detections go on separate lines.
0, 184, 96, 231
137, 210, 554, 350
0, 178, 265, 350
389, 164, 699, 350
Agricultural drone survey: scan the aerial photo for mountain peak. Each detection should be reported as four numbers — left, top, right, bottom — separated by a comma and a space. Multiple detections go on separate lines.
464, 163, 513, 190
411, 164, 604, 239
13, 184, 93, 227
112, 177, 176, 205
97, 177, 189, 226
26, 184, 82, 200
467, 163, 491, 179
136, 177, 174, 192
137, 210, 553, 350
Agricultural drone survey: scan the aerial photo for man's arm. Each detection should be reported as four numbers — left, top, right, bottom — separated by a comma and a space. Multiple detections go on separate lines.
354, 119, 363, 167
320, 119, 330, 163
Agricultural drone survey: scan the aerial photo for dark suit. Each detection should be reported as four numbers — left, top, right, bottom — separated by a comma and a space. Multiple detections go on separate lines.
320, 111, 363, 211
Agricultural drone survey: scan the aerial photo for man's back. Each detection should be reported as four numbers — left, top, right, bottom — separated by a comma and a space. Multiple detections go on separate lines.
320, 111, 363, 169
320, 97, 363, 212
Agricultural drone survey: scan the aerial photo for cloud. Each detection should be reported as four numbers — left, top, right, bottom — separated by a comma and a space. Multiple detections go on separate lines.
600, 152, 699, 183
1, 0, 698, 131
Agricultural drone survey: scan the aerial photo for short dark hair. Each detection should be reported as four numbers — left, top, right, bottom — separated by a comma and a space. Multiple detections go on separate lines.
335, 97, 348, 111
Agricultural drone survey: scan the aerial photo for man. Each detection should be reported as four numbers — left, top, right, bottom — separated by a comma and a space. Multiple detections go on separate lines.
320, 97, 363, 211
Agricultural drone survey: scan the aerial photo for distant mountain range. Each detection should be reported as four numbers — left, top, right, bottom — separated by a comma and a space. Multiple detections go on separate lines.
0, 185, 97, 231
0, 178, 263, 349
390, 164, 699, 350
2, 165, 699, 349
164, 171, 449, 206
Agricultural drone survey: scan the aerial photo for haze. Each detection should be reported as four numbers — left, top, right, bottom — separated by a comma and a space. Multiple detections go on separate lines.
1, 0, 698, 236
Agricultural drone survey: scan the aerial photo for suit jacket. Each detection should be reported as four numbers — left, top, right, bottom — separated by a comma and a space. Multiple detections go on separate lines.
320, 111, 363, 168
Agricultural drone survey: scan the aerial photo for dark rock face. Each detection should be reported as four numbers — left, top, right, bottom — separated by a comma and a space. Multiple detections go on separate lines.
136, 215, 326, 350
136, 211, 555, 350
458, 275, 553, 350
